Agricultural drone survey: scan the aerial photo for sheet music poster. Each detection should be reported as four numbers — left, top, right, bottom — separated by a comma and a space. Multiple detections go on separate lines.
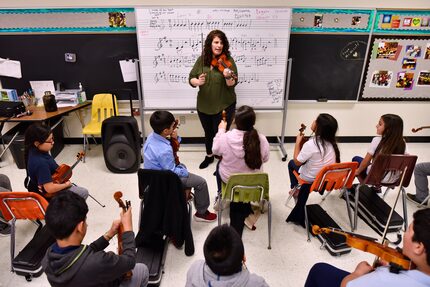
135, 7, 292, 109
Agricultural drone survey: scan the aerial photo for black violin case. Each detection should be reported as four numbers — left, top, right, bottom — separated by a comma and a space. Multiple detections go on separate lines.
306, 204, 351, 256
344, 185, 404, 235
12, 224, 55, 281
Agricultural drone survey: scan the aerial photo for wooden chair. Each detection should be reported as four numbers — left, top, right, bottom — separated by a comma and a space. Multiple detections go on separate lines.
218, 173, 271, 249
353, 154, 417, 231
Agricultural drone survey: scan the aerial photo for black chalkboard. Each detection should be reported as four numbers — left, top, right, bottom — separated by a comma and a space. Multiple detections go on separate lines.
0, 33, 138, 100
288, 34, 369, 101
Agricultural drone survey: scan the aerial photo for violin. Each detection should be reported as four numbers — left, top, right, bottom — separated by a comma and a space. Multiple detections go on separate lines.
170, 119, 180, 165
46, 152, 85, 199
312, 225, 413, 271
412, 126, 430, 133
222, 110, 227, 122
298, 123, 309, 150
211, 54, 238, 80
52, 152, 85, 184
113, 191, 133, 280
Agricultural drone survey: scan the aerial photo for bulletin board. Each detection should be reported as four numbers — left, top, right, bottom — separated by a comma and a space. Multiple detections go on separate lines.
360, 10, 430, 101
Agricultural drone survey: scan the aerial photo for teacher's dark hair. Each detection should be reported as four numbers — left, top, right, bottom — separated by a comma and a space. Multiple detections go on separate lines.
203, 30, 230, 66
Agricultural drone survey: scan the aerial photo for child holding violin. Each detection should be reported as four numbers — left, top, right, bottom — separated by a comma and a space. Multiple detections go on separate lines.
24, 123, 88, 200
43, 191, 149, 287
212, 105, 270, 236
189, 29, 238, 169
143, 110, 217, 222
286, 114, 341, 227
304, 208, 430, 287
352, 114, 407, 179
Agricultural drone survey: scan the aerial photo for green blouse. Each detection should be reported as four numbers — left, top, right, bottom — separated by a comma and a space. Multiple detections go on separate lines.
189, 55, 238, 115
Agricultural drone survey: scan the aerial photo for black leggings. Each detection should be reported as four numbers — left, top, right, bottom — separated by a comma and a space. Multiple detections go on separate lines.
197, 103, 236, 155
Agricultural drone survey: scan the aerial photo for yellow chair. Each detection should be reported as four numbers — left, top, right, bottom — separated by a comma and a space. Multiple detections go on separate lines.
218, 173, 271, 249
82, 94, 118, 162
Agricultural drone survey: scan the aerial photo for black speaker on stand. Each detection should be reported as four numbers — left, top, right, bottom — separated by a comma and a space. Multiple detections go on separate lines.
101, 90, 141, 173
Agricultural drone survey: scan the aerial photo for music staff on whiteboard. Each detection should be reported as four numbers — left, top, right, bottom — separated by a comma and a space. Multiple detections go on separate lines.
189, 30, 238, 169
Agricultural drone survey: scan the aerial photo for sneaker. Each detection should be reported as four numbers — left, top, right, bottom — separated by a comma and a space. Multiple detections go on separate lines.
194, 211, 217, 222
406, 193, 428, 205
0, 222, 11, 236
199, 156, 214, 169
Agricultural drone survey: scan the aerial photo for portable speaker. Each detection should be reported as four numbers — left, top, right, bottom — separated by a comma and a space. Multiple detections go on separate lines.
101, 116, 141, 173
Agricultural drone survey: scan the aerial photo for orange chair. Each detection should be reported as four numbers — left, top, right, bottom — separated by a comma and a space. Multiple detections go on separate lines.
286, 162, 358, 240
354, 154, 417, 231
0, 192, 49, 273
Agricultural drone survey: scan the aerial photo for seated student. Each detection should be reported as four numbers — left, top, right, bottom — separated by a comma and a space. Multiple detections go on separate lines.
144, 110, 217, 222
286, 114, 340, 227
24, 123, 88, 200
304, 208, 430, 287
212, 105, 270, 236
43, 191, 149, 287
0, 173, 12, 235
407, 162, 430, 205
185, 224, 269, 287
352, 114, 406, 178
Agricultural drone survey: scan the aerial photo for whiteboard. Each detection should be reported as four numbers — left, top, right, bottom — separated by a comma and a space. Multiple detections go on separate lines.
135, 7, 292, 110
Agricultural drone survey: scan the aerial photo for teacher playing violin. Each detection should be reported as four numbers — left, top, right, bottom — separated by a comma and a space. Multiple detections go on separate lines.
304, 208, 430, 287
189, 30, 238, 169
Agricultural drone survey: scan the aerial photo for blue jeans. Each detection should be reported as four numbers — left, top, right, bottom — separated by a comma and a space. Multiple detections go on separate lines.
305, 262, 350, 287
352, 156, 366, 177
288, 159, 300, 189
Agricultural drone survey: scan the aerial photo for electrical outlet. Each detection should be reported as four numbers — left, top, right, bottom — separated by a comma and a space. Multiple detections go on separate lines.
179, 115, 186, 125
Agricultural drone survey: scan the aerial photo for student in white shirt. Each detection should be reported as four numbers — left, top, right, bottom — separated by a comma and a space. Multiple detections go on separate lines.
286, 114, 340, 227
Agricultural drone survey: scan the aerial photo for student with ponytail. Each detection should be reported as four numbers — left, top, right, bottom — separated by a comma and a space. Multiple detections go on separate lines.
212, 105, 270, 236
286, 113, 341, 227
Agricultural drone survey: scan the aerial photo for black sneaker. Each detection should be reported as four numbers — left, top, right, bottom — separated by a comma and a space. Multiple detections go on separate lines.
199, 156, 214, 169
406, 193, 428, 205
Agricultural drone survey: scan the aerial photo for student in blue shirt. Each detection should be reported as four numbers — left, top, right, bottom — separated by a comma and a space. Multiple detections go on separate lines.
304, 208, 430, 287
144, 110, 217, 222
24, 123, 88, 200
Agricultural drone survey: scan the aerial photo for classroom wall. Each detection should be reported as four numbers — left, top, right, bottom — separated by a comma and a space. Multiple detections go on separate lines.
2, 0, 430, 139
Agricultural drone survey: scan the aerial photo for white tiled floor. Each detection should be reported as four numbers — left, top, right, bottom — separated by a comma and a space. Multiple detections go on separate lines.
0, 142, 428, 286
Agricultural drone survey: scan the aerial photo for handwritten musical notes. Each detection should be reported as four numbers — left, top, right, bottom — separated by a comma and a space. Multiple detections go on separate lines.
136, 8, 292, 109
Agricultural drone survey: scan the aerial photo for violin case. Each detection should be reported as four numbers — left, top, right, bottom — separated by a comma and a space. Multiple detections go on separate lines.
12, 224, 55, 281
344, 185, 404, 234
306, 204, 352, 256
101, 90, 141, 173
136, 237, 168, 287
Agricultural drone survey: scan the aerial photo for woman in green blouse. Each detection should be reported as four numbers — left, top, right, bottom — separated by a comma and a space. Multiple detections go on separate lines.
189, 30, 238, 169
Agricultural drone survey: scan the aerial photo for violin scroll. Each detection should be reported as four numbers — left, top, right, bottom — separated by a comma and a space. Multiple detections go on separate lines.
412, 126, 430, 133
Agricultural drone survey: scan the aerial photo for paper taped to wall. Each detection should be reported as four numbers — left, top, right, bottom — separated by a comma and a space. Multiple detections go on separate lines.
0, 57, 22, 78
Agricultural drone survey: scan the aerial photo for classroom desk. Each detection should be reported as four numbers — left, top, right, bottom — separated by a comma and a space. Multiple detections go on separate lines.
0, 102, 91, 162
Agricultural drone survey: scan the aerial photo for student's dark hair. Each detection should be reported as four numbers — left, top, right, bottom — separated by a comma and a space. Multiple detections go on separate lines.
412, 208, 430, 265
149, 110, 175, 135
235, 105, 262, 169
24, 123, 51, 168
45, 191, 88, 240
203, 224, 244, 276
314, 113, 340, 163
375, 114, 406, 155
203, 30, 230, 66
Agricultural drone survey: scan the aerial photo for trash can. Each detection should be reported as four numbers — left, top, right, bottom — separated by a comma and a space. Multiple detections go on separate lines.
8, 134, 26, 169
